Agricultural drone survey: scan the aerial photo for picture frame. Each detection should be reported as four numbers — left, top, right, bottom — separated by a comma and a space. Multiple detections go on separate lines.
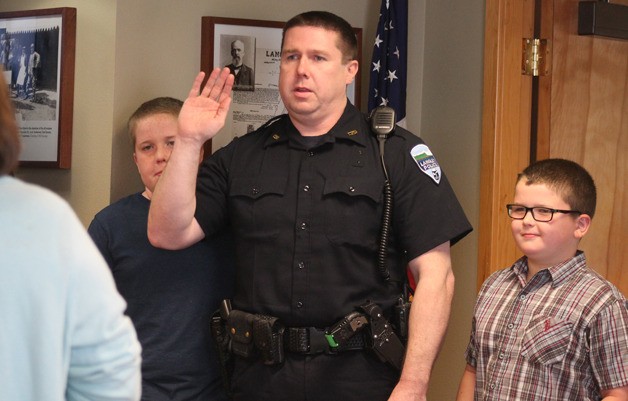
0, 7, 76, 169
201, 16, 362, 152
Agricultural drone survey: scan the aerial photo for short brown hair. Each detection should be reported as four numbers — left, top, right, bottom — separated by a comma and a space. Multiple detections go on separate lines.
517, 158, 597, 218
127, 97, 183, 145
0, 72, 20, 175
282, 11, 358, 64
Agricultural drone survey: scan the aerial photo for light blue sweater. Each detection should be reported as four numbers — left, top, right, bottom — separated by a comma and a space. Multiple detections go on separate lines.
0, 176, 142, 401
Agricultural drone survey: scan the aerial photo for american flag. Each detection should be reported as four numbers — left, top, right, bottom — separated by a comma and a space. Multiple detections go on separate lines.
368, 0, 408, 126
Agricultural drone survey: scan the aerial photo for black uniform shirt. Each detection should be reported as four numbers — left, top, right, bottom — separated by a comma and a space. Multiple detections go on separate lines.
195, 102, 472, 328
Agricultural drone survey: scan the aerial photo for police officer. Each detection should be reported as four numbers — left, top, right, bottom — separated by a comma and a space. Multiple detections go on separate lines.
149, 11, 472, 401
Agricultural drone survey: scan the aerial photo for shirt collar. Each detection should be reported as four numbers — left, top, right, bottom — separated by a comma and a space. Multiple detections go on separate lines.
511, 251, 586, 288
263, 101, 368, 148
326, 101, 369, 147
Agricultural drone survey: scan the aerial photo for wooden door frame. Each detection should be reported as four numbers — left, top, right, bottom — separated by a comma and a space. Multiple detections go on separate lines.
480, 0, 628, 293
478, 0, 536, 288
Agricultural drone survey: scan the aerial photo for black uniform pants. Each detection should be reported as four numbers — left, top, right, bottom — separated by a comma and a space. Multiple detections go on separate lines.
230, 351, 399, 401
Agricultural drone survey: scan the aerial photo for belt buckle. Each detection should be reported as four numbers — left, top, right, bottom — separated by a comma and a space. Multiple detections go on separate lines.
307, 327, 335, 355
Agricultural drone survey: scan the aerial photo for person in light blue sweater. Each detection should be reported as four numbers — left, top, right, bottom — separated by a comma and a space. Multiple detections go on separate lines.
0, 72, 142, 401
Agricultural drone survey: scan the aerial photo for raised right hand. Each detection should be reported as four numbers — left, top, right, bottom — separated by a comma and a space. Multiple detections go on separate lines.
178, 67, 234, 144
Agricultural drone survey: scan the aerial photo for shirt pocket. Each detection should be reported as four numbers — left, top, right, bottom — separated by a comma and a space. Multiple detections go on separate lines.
229, 176, 287, 239
323, 176, 382, 247
521, 316, 573, 365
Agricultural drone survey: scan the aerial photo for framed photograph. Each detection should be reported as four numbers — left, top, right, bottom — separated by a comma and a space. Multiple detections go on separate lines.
0, 8, 76, 169
201, 16, 362, 149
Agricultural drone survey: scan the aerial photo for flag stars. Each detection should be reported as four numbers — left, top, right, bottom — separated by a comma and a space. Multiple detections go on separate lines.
368, 0, 406, 120
386, 69, 398, 83
374, 35, 383, 48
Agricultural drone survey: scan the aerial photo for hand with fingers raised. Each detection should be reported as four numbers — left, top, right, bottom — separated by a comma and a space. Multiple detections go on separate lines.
178, 67, 235, 145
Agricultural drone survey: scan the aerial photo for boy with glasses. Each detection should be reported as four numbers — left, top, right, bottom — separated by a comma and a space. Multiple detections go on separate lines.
456, 158, 628, 401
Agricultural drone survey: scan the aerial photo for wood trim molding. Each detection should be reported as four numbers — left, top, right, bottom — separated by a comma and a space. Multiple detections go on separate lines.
478, 0, 535, 289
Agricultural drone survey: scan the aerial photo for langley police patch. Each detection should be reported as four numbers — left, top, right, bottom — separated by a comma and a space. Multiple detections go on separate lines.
410, 144, 441, 184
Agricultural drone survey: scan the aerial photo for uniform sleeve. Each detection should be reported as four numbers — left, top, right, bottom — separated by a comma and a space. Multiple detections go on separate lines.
589, 298, 628, 390
64, 208, 142, 401
386, 132, 472, 260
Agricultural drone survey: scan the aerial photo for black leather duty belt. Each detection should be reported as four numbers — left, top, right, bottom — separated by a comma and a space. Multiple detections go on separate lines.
284, 327, 366, 355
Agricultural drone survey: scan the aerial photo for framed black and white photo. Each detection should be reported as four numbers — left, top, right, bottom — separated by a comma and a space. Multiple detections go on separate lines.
0, 7, 76, 168
201, 16, 362, 148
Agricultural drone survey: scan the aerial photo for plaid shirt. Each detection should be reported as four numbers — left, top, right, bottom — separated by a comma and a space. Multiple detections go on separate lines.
465, 251, 628, 400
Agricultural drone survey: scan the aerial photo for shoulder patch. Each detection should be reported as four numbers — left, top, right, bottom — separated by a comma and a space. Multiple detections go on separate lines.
410, 144, 441, 184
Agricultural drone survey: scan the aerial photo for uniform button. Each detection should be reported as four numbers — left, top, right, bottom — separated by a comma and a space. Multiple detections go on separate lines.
298, 261, 305, 269
296, 301, 303, 308
507, 323, 514, 329
499, 353, 505, 359
300, 222, 307, 230
520, 294, 527, 300
349, 186, 356, 192
308, 151, 315, 157
251, 187, 259, 195
303, 185, 310, 192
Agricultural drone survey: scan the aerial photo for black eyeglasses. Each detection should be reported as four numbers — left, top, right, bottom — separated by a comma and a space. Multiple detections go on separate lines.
506, 204, 582, 222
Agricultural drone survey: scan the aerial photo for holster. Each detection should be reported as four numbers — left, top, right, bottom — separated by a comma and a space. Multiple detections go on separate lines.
359, 300, 406, 371
392, 294, 411, 343
226, 310, 256, 359
210, 300, 234, 397
225, 310, 286, 365
325, 311, 368, 349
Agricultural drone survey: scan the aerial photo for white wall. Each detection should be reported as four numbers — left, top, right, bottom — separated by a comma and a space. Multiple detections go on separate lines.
2, 1, 484, 399
419, 1, 484, 398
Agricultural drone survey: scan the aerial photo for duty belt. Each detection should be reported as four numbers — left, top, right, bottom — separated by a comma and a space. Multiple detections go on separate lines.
215, 300, 406, 370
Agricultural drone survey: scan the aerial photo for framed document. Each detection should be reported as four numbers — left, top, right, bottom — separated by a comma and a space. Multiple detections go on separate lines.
1, 7, 76, 168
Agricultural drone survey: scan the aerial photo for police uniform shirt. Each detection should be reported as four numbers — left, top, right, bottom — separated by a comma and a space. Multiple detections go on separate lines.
195, 101, 472, 328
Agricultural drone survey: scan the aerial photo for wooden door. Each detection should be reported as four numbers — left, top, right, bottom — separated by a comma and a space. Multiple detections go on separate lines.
479, 0, 628, 294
